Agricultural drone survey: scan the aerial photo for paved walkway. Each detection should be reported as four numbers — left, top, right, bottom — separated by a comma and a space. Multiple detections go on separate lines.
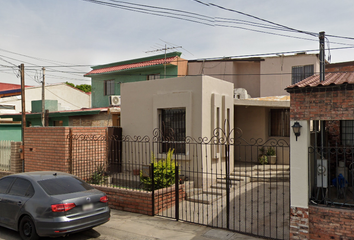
79, 209, 268, 240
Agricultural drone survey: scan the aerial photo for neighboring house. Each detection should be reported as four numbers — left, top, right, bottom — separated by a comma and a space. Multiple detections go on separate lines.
0, 83, 92, 141
188, 53, 320, 98
286, 71, 354, 239
2, 107, 116, 127
0, 82, 91, 113
0, 82, 31, 98
85, 52, 188, 108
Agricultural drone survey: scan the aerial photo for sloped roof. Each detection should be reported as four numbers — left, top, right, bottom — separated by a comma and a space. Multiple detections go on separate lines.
85, 56, 178, 76
0, 83, 22, 91
286, 72, 354, 89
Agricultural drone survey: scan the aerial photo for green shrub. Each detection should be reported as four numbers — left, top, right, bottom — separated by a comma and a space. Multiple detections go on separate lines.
140, 149, 178, 191
259, 155, 268, 165
266, 147, 276, 156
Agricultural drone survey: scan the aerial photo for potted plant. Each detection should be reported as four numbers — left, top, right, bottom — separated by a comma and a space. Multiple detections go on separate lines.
258, 147, 268, 165
266, 147, 276, 165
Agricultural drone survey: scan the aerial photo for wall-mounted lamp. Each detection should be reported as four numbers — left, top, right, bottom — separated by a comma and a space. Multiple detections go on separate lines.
292, 121, 302, 141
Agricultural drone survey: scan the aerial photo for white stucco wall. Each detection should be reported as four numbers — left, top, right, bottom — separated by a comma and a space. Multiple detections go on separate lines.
0, 83, 91, 112
290, 120, 310, 208
260, 54, 320, 97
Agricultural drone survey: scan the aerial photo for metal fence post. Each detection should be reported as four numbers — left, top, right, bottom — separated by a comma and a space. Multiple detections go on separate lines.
151, 162, 155, 216
175, 165, 179, 221
225, 143, 230, 229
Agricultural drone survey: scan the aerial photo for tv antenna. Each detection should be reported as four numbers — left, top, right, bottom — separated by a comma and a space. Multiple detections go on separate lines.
145, 45, 182, 78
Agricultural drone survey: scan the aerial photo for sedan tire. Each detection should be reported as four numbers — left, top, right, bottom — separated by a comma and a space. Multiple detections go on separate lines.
19, 216, 39, 240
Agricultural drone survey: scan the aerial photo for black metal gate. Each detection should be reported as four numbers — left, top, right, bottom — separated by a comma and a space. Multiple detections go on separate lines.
68, 126, 290, 240
154, 127, 290, 240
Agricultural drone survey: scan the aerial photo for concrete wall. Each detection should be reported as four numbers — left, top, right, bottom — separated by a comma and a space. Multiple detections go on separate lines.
187, 61, 260, 97
260, 54, 320, 97
0, 83, 90, 113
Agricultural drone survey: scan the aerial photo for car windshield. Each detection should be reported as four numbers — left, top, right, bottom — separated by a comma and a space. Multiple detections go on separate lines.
38, 176, 94, 195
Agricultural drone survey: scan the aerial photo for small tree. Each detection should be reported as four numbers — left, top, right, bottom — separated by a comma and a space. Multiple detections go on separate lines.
140, 149, 178, 191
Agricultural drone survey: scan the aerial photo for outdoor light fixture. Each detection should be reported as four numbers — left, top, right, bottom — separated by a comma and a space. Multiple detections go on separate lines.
292, 121, 302, 141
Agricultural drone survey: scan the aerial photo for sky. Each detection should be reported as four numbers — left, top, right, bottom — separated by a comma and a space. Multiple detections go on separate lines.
1, 0, 354, 86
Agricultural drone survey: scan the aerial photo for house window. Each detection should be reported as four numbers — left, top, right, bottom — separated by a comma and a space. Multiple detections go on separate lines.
54, 120, 63, 126
341, 120, 354, 145
270, 109, 290, 137
104, 80, 115, 95
159, 108, 186, 154
147, 74, 160, 80
292, 65, 314, 84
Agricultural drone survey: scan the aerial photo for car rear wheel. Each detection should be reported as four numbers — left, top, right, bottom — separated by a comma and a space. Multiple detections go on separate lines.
19, 216, 39, 240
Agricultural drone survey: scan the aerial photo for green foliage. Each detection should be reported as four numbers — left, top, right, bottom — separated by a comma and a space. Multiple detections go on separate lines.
66, 82, 91, 93
89, 163, 106, 184
259, 155, 268, 165
75, 84, 92, 93
266, 147, 276, 156
140, 149, 178, 191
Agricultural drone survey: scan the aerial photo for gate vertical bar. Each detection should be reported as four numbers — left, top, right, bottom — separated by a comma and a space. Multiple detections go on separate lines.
151, 162, 155, 216
175, 165, 179, 221
225, 143, 230, 229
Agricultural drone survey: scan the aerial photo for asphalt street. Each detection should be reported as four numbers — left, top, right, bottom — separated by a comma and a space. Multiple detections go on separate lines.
0, 209, 266, 240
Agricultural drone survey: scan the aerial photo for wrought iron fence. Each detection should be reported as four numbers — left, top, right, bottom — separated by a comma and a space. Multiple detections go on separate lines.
68, 127, 290, 240
309, 144, 354, 208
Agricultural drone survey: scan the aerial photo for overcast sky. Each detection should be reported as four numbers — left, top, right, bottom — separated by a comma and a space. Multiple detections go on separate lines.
1, 0, 354, 86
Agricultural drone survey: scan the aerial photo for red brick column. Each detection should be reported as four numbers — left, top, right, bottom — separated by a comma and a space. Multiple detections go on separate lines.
290, 207, 309, 239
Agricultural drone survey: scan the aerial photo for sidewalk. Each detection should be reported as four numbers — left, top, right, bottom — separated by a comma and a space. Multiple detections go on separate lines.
77, 209, 268, 240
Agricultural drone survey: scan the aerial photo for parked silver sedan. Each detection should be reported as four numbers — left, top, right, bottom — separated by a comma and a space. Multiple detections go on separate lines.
0, 171, 110, 240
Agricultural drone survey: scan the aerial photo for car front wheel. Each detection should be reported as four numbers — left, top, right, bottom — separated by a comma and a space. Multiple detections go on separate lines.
19, 216, 39, 240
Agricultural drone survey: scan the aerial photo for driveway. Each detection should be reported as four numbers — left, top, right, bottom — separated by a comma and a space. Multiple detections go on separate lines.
0, 209, 265, 240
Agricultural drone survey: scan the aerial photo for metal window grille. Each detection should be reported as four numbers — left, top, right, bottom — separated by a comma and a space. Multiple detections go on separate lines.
341, 120, 354, 145
292, 64, 314, 84
270, 109, 290, 137
159, 108, 186, 154
147, 74, 161, 80
104, 80, 115, 95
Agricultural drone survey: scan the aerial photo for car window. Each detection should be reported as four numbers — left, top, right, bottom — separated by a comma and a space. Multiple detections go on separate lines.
8, 178, 35, 197
38, 177, 94, 195
0, 177, 15, 194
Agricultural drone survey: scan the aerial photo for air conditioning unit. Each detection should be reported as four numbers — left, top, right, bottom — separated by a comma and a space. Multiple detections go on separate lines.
110, 95, 121, 106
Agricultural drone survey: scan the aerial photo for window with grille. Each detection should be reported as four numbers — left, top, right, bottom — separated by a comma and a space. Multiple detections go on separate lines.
104, 80, 115, 96
341, 120, 354, 145
270, 109, 290, 137
292, 65, 314, 84
159, 108, 186, 154
147, 74, 160, 80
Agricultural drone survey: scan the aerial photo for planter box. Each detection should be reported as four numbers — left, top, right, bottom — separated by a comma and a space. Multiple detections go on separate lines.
268, 156, 276, 165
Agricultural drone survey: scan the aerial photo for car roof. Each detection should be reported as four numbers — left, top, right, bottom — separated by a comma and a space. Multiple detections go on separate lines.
6, 171, 74, 182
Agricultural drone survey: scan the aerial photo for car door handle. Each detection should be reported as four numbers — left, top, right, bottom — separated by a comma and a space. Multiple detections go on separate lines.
17, 201, 22, 206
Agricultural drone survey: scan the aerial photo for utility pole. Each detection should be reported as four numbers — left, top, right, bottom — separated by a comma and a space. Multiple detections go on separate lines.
20, 63, 25, 172
41, 67, 45, 126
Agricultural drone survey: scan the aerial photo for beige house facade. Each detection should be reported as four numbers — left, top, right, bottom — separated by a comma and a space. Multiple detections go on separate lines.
121, 75, 234, 187
188, 53, 320, 98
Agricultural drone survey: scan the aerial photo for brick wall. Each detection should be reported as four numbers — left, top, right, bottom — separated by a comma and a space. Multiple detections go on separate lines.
95, 184, 185, 216
24, 127, 106, 174
290, 207, 309, 239
290, 90, 354, 121
309, 205, 354, 240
